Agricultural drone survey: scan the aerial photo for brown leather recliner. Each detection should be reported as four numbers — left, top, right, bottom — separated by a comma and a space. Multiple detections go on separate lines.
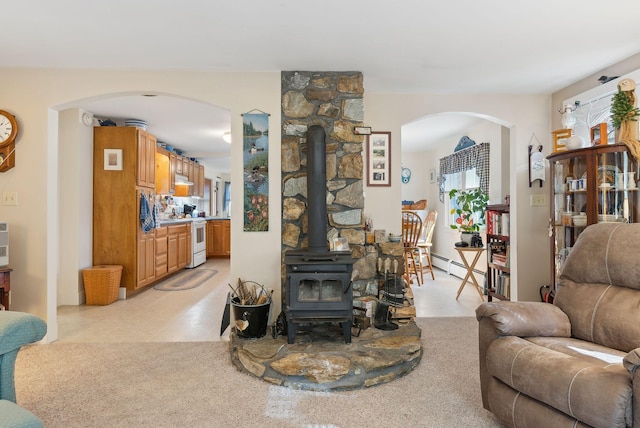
477, 223, 640, 428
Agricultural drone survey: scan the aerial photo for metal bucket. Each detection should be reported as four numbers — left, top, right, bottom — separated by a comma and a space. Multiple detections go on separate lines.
231, 298, 271, 338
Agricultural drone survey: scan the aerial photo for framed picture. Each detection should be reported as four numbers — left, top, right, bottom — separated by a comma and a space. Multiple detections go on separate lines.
429, 168, 436, 184
552, 129, 572, 153
590, 123, 607, 145
367, 132, 391, 186
104, 149, 123, 170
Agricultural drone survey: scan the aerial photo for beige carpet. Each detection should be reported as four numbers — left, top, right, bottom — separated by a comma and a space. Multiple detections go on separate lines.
14, 317, 501, 428
153, 268, 217, 291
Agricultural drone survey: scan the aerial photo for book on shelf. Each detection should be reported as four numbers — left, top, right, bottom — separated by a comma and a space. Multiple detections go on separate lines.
486, 210, 510, 237
495, 273, 510, 298
489, 241, 509, 267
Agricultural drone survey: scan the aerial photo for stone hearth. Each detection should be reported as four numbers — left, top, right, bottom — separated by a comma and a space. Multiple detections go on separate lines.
229, 321, 422, 391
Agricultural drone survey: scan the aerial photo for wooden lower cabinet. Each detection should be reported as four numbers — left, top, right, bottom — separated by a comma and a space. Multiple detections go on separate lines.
155, 227, 168, 277
167, 223, 191, 272
167, 228, 179, 273
206, 220, 230, 257
137, 232, 155, 288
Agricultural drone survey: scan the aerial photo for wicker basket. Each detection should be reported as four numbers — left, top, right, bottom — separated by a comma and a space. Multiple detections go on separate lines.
82, 265, 123, 305
402, 199, 427, 211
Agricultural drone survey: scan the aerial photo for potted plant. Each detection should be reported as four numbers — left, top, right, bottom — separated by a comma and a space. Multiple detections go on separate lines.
610, 78, 640, 145
449, 188, 488, 243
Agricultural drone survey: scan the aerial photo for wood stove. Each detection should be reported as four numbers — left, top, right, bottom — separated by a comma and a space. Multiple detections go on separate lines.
284, 250, 354, 344
283, 125, 355, 344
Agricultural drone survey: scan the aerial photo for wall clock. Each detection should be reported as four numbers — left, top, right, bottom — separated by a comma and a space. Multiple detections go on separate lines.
401, 167, 411, 184
0, 110, 18, 172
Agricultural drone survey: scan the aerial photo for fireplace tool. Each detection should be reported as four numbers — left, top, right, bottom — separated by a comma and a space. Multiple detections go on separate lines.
375, 259, 400, 330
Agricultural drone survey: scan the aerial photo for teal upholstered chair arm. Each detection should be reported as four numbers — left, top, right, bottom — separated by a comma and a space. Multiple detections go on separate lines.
0, 312, 47, 355
0, 311, 46, 402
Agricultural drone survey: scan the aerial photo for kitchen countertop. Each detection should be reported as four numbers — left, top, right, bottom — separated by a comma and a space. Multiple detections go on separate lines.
157, 217, 229, 226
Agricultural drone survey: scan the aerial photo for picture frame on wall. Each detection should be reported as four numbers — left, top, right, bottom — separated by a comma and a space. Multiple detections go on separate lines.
552, 129, 572, 153
367, 131, 391, 186
103, 149, 123, 171
590, 123, 607, 145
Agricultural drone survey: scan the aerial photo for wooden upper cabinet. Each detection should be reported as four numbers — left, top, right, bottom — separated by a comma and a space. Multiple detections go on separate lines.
169, 152, 176, 192
155, 148, 177, 195
175, 154, 183, 175
137, 129, 156, 189
196, 164, 205, 198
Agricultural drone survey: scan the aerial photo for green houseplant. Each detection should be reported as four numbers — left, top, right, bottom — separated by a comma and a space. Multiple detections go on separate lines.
610, 78, 640, 149
448, 188, 489, 233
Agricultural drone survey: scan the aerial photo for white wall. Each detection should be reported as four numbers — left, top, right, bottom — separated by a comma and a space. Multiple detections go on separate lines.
0, 67, 561, 342
57, 108, 93, 305
401, 120, 504, 270
0, 69, 281, 342
366, 92, 552, 302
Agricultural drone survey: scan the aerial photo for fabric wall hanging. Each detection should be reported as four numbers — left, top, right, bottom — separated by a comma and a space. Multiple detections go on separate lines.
242, 112, 270, 231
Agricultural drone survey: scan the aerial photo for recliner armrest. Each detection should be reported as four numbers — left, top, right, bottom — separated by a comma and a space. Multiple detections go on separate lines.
476, 301, 571, 337
0, 311, 47, 355
624, 348, 640, 375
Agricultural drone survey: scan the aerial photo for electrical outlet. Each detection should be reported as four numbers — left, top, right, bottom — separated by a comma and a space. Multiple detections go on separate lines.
2, 192, 17, 206
530, 194, 546, 206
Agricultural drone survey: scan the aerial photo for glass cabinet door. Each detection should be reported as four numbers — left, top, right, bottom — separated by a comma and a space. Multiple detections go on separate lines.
551, 152, 588, 282
595, 151, 637, 224
549, 144, 639, 291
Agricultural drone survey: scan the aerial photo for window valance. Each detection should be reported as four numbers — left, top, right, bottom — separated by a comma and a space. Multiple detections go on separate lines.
438, 142, 490, 202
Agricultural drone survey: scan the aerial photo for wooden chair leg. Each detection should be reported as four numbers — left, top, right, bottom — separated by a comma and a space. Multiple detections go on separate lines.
425, 251, 435, 281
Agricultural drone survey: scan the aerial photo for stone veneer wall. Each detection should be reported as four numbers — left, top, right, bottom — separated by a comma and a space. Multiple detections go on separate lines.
281, 71, 403, 294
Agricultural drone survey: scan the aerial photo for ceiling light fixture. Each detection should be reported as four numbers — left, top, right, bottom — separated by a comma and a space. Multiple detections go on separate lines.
222, 131, 232, 144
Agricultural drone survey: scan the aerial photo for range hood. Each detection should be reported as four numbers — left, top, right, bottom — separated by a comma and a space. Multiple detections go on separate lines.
175, 174, 193, 186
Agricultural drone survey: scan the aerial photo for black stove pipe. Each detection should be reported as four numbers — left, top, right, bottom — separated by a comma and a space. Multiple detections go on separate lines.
306, 125, 328, 253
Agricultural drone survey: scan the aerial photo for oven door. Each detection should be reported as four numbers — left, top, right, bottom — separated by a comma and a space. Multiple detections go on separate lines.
193, 221, 206, 253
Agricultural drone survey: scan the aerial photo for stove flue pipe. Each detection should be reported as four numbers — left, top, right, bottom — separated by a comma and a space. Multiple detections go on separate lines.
306, 125, 328, 253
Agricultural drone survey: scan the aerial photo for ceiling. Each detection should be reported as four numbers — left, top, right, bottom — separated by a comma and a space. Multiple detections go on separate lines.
5, 1, 640, 162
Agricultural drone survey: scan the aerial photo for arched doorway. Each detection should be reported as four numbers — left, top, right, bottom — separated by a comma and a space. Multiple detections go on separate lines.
400, 111, 515, 308
52, 92, 231, 340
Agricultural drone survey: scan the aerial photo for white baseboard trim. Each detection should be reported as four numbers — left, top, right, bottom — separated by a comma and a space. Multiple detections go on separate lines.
431, 253, 485, 280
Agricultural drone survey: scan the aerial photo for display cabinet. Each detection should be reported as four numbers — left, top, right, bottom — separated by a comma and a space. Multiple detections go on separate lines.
548, 144, 639, 291
486, 204, 510, 301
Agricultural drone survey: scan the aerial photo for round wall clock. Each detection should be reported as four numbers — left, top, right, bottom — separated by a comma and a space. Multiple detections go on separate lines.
0, 110, 18, 172
401, 167, 412, 184
0, 110, 18, 147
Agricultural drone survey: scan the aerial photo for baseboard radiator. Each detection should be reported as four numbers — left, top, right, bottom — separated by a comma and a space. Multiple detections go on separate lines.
431, 253, 485, 280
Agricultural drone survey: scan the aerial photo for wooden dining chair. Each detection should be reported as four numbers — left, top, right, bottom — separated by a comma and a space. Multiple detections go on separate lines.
402, 211, 423, 286
417, 210, 438, 281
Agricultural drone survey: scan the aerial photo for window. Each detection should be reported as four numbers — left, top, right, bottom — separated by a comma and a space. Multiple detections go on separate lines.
438, 142, 490, 228
444, 168, 481, 228
223, 181, 231, 217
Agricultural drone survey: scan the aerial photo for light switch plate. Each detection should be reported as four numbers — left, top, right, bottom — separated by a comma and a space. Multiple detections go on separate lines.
530, 194, 546, 206
2, 192, 17, 206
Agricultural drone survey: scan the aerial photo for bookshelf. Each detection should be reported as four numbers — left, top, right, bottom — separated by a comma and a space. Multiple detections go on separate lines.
486, 204, 510, 301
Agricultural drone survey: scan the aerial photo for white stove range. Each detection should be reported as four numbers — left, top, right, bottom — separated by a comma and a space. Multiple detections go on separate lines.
187, 219, 206, 268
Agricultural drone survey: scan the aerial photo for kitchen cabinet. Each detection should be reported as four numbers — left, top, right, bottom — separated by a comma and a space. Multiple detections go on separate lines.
194, 163, 205, 198
137, 129, 156, 189
155, 226, 168, 276
137, 231, 155, 288
155, 148, 175, 195
93, 127, 158, 294
548, 144, 639, 291
184, 159, 193, 182
206, 219, 230, 257
175, 154, 183, 175
167, 223, 191, 272
172, 157, 205, 198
